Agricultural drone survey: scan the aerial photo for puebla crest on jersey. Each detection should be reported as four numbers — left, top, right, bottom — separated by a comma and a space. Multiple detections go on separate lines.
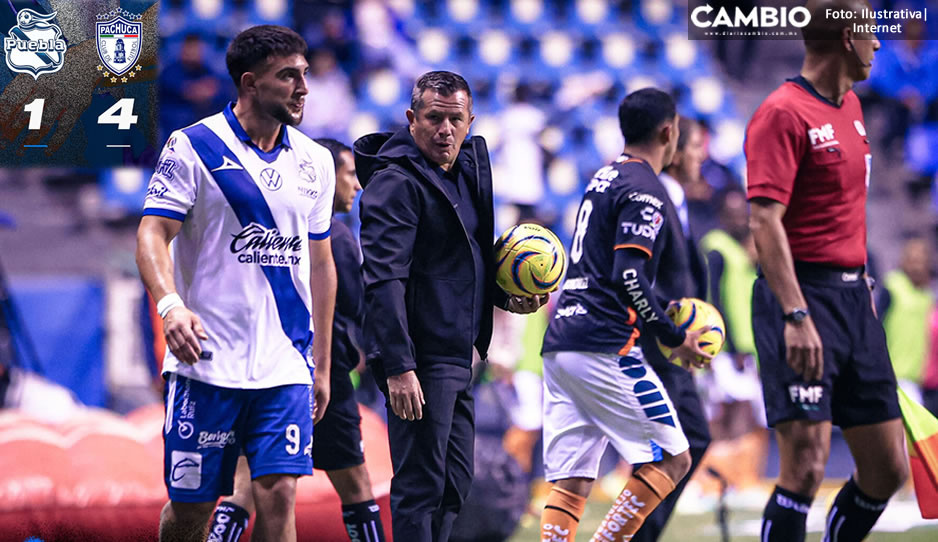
96, 9, 142, 77
2, 9, 66, 80
297, 160, 321, 199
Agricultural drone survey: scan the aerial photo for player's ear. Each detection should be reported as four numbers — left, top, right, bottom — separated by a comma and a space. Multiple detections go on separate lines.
660, 121, 674, 146
240, 72, 257, 95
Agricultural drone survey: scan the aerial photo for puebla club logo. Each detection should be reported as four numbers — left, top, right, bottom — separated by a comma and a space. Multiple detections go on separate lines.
3, 9, 67, 80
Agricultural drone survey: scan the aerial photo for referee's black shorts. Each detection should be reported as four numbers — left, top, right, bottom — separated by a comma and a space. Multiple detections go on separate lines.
312, 355, 366, 471
753, 262, 901, 429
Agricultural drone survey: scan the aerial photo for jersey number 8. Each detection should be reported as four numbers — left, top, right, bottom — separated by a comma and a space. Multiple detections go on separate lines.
570, 200, 593, 264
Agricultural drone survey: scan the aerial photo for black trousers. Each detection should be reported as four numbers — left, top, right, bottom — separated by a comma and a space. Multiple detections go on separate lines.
379, 363, 474, 542
632, 359, 712, 541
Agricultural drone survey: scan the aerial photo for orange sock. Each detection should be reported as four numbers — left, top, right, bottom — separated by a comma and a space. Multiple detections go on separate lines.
590, 464, 676, 542
540, 485, 588, 542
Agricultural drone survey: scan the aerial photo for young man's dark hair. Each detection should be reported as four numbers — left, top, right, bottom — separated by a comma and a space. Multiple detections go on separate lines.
618, 88, 677, 145
410, 70, 472, 112
314, 138, 352, 168
225, 25, 307, 88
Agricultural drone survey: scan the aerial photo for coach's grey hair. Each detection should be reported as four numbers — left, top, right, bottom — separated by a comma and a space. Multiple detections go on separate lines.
410, 71, 473, 113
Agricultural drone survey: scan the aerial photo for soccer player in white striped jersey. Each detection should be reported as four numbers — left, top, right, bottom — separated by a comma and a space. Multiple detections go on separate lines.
136, 25, 336, 542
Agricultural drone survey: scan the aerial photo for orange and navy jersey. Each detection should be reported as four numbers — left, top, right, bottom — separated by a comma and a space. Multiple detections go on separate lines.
543, 154, 673, 355
746, 76, 871, 268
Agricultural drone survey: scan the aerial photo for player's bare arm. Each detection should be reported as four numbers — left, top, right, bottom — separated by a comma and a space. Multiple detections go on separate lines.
135, 215, 208, 365
309, 236, 337, 424
749, 197, 823, 382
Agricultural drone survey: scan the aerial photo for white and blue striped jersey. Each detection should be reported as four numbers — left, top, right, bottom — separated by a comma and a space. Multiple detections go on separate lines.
143, 103, 335, 389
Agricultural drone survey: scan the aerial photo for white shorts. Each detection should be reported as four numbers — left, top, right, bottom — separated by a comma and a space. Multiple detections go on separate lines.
541, 348, 689, 482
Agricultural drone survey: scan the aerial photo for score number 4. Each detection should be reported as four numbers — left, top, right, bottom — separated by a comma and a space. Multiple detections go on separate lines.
24, 98, 139, 130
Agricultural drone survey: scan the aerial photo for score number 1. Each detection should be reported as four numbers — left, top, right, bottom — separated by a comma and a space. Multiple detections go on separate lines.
24, 98, 139, 131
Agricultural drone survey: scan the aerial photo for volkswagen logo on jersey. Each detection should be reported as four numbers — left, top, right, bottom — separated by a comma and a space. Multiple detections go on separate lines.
3, 9, 67, 80
260, 168, 283, 191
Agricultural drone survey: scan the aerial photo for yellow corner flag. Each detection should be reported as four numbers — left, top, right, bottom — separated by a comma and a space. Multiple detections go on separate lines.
898, 387, 938, 518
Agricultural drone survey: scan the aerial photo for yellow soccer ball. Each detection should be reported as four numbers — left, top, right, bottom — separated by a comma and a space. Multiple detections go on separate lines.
658, 297, 726, 364
494, 223, 567, 296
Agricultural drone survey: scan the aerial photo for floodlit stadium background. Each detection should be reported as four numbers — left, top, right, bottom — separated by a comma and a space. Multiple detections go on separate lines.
1, 0, 937, 540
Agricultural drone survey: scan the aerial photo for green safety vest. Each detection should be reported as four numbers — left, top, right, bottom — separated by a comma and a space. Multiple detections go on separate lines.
699, 229, 757, 355
883, 270, 935, 382
517, 309, 548, 377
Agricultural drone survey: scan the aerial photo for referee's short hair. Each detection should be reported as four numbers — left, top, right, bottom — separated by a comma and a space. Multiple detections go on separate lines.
618, 88, 677, 146
802, 0, 868, 53
226, 25, 308, 88
314, 138, 352, 170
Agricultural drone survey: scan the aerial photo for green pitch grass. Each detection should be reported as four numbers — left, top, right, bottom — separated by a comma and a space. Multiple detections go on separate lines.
508, 484, 938, 541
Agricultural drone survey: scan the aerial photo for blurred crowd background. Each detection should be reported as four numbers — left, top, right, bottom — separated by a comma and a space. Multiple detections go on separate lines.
1, 0, 938, 539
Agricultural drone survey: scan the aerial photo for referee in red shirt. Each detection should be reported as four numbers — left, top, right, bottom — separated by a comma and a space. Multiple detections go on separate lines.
747, 1, 908, 541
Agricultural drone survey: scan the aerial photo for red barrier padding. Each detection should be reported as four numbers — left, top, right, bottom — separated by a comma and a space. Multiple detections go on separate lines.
0, 404, 393, 542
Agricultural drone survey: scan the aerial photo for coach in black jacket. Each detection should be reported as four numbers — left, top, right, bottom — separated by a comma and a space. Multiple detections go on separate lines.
354, 71, 546, 542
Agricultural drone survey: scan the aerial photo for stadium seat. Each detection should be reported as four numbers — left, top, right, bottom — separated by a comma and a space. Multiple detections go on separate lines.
508, 0, 548, 29
906, 123, 938, 176
600, 32, 638, 70
251, 0, 290, 24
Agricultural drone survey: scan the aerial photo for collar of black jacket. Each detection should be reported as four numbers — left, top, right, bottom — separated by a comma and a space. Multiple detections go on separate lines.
353, 127, 479, 189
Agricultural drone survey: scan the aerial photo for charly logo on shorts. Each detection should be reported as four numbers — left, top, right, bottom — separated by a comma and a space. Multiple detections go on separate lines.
3, 9, 67, 80
170, 450, 202, 489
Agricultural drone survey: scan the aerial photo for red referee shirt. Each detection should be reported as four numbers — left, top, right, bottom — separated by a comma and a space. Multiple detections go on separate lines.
746, 76, 872, 268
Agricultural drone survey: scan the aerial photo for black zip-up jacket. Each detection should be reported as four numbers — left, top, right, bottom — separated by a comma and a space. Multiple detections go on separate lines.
354, 128, 508, 378
330, 217, 364, 372
641, 187, 708, 368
